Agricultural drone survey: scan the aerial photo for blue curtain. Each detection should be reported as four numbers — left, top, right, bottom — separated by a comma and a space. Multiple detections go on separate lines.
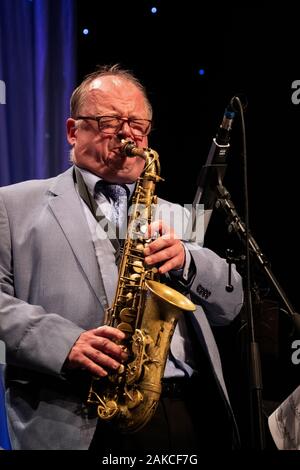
0, 0, 76, 185
0, 0, 76, 450
0, 340, 10, 450
0, 363, 11, 450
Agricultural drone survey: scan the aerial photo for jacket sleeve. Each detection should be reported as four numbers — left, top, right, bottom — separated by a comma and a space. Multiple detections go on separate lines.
186, 242, 244, 326
159, 199, 244, 326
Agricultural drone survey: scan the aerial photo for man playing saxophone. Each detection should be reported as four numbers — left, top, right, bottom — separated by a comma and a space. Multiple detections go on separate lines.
0, 65, 243, 450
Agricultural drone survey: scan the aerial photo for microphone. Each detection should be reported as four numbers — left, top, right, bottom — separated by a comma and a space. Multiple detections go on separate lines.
192, 100, 236, 235
120, 139, 148, 160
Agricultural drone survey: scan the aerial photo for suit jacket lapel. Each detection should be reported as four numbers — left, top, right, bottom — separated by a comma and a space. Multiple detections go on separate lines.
47, 167, 109, 310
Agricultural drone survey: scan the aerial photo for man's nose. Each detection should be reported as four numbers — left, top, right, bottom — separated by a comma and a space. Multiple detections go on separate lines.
117, 120, 133, 138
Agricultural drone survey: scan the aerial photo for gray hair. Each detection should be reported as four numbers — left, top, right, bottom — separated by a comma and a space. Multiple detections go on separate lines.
70, 64, 152, 119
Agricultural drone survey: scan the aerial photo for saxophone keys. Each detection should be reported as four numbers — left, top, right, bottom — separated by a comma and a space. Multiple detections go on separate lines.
97, 400, 118, 420
129, 273, 141, 285
140, 224, 148, 233
135, 243, 144, 252
117, 322, 134, 334
132, 260, 143, 273
125, 292, 133, 304
131, 219, 147, 237
120, 307, 136, 323
126, 388, 143, 409
117, 364, 125, 374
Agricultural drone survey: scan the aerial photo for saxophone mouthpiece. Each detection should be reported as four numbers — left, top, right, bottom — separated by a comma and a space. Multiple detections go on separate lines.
121, 139, 148, 160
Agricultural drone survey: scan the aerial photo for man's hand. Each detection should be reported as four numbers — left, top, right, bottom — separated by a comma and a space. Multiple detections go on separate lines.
144, 220, 185, 274
65, 326, 127, 377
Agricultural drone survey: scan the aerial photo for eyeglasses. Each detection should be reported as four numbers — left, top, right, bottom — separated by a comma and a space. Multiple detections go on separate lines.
76, 115, 152, 137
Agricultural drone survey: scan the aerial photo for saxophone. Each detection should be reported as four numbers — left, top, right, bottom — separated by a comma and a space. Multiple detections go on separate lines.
87, 140, 196, 433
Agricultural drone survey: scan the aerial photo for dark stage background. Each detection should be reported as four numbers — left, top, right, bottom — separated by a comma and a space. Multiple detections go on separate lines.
0, 1, 299, 450
76, 2, 300, 446
76, 2, 299, 311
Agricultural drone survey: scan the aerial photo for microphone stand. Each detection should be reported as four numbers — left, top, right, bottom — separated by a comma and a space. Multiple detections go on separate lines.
192, 166, 265, 448
191, 157, 267, 447
215, 184, 300, 333
190, 96, 299, 448
214, 182, 300, 450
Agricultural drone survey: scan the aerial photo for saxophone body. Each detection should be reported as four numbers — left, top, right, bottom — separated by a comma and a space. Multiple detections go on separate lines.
87, 141, 195, 433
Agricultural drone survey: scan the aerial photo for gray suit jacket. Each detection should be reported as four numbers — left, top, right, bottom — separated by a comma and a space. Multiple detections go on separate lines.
0, 167, 243, 449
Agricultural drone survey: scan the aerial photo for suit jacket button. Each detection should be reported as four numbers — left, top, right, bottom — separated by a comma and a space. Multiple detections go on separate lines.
196, 284, 203, 295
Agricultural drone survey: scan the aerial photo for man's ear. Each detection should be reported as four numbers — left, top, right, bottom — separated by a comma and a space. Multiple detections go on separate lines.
66, 118, 77, 145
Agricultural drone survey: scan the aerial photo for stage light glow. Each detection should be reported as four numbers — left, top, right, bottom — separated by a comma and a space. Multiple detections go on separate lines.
151, 7, 157, 14
82, 28, 89, 35
198, 69, 205, 76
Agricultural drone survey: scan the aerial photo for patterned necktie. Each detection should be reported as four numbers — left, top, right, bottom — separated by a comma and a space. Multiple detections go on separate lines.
94, 181, 128, 238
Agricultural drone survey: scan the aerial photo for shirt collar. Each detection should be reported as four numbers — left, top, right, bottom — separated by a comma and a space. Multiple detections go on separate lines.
75, 165, 136, 199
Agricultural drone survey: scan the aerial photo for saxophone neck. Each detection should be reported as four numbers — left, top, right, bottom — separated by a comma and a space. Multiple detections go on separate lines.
121, 139, 148, 160
120, 139, 163, 182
